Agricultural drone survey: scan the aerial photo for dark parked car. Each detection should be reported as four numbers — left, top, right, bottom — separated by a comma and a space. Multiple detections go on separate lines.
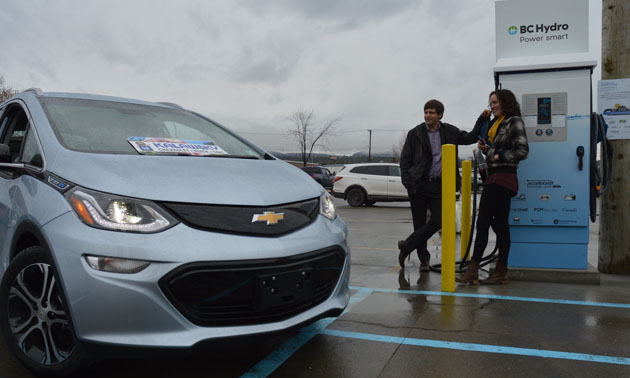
301, 166, 335, 190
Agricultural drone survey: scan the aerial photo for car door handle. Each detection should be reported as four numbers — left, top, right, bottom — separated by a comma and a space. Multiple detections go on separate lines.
389, 180, 396, 182
361, 178, 367, 180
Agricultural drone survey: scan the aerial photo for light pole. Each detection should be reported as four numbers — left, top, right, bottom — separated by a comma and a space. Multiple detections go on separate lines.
367, 129, 372, 161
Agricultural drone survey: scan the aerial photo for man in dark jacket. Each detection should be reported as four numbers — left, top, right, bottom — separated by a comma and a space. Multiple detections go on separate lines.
398, 99, 485, 271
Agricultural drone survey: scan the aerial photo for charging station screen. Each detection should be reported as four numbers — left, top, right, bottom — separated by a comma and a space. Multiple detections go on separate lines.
537, 97, 551, 124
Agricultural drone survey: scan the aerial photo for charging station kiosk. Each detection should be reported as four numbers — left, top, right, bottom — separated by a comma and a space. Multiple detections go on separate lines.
494, 0, 596, 269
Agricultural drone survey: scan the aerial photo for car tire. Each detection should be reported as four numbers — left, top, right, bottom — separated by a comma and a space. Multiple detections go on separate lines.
364, 200, 376, 206
0, 246, 84, 377
346, 188, 366, 207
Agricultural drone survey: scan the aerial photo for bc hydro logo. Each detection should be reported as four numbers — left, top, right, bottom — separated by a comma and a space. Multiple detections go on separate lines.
508, 26, 518, 35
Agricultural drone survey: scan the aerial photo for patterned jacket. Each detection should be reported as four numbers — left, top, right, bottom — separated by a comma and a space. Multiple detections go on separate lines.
482, 115, 529, 173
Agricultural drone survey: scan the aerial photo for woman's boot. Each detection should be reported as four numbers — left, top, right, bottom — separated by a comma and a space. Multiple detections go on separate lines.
456, 259, 479, 285
481, 262, 509, 285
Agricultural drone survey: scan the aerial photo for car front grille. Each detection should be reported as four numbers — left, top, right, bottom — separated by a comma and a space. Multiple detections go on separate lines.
160, 198, 319, 236
159, 247, 346, 327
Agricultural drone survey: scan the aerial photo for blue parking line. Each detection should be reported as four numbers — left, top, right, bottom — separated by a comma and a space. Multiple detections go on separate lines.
240, 287, 372, 378
321, 329, 630, 366
240, 317, 333, 378
350, 285, 630, 309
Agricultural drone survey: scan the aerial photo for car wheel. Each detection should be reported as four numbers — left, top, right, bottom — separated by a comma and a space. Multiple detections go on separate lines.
364, 200, 376, 206
346, 188, 365, 207
0, 246, 84, 377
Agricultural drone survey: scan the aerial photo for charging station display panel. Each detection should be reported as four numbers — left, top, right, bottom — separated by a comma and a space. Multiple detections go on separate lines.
522, 93, 568, 142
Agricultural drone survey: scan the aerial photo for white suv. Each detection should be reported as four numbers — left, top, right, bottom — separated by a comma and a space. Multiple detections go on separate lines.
332, 163, 408, 206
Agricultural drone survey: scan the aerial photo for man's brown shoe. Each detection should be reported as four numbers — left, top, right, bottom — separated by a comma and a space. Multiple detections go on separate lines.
397, 240, 406, 268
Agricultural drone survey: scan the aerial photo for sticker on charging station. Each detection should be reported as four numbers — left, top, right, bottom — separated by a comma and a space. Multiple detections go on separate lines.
513, 193, 527, 201
526, 180, 553, 188
127, 137, 228, 156
553, 219, 578, 225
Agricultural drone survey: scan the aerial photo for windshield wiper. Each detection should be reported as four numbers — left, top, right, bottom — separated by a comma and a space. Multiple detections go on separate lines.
201, 154, 260, 159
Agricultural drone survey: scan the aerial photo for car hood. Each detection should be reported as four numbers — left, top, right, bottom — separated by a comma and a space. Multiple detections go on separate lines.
48, 152, 321, 205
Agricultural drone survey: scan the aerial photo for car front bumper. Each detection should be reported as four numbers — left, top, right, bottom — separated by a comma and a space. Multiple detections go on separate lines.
43, 212, 350, 348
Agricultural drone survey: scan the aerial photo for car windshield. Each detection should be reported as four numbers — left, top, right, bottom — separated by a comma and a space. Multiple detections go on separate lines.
39, 97, 263, 157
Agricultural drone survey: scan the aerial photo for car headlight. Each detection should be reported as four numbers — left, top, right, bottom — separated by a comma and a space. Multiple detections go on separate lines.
66, 187, 178, 233
319, 192, 336, 220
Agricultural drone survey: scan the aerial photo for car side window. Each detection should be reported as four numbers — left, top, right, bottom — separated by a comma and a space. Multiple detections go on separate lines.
19, 127, 44, 168
365, 166, 389, 176
325, 168, 332, 176
350, 166, 390, 176
350, 166, 369, 174
0, 107, 8, 136
0, 106, 30, 163
389, 166, 401, 177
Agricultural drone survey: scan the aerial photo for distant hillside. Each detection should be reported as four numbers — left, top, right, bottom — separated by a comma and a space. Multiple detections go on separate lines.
270, 148, 475, 166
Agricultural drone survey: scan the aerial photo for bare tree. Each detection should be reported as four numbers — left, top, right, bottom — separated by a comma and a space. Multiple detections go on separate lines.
391, 131, 408, 162
0, 75, 17, 102
287, 109, 342, 167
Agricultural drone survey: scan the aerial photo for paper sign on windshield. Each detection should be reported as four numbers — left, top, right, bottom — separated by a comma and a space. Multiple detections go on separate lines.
127, 137, 228, 156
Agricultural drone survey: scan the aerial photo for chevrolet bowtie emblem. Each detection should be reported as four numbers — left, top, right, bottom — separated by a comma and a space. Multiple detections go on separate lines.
252, 211, 284, 225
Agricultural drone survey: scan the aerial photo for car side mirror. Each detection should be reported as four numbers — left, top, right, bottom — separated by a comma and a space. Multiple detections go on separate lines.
0, 144, 10, 163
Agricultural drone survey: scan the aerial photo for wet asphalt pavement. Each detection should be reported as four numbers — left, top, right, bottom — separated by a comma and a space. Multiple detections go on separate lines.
2, 198, 630, 377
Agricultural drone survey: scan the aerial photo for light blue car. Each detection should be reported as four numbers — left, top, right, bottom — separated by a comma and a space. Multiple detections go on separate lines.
0, 89, 350, 376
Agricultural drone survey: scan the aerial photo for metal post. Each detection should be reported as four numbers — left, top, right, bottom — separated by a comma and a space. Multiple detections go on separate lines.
441, 144, 456, 292
368, 129, 372, 161
461, 160, 472, 260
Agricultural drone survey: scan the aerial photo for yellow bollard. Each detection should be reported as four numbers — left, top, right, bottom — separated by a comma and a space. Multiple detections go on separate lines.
441, 144, 456, 293
461, 160, 471, 260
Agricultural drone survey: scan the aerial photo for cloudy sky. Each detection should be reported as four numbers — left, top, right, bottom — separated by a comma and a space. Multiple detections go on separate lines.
1, 0, 602, 156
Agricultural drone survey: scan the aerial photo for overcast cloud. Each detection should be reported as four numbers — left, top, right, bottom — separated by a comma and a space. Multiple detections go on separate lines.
1, 0, 602, 156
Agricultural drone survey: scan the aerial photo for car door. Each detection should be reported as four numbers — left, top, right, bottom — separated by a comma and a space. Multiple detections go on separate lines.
387, 165, 407, 198
0, 105, 11, 252
362, 165, 389, 196
0, 104, 32, 256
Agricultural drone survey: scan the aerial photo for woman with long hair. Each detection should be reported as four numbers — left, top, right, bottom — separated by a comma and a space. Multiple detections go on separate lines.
457, 89, 529, 285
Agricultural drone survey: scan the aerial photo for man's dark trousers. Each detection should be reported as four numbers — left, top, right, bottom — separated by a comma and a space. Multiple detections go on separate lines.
403, 180, 442, 262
